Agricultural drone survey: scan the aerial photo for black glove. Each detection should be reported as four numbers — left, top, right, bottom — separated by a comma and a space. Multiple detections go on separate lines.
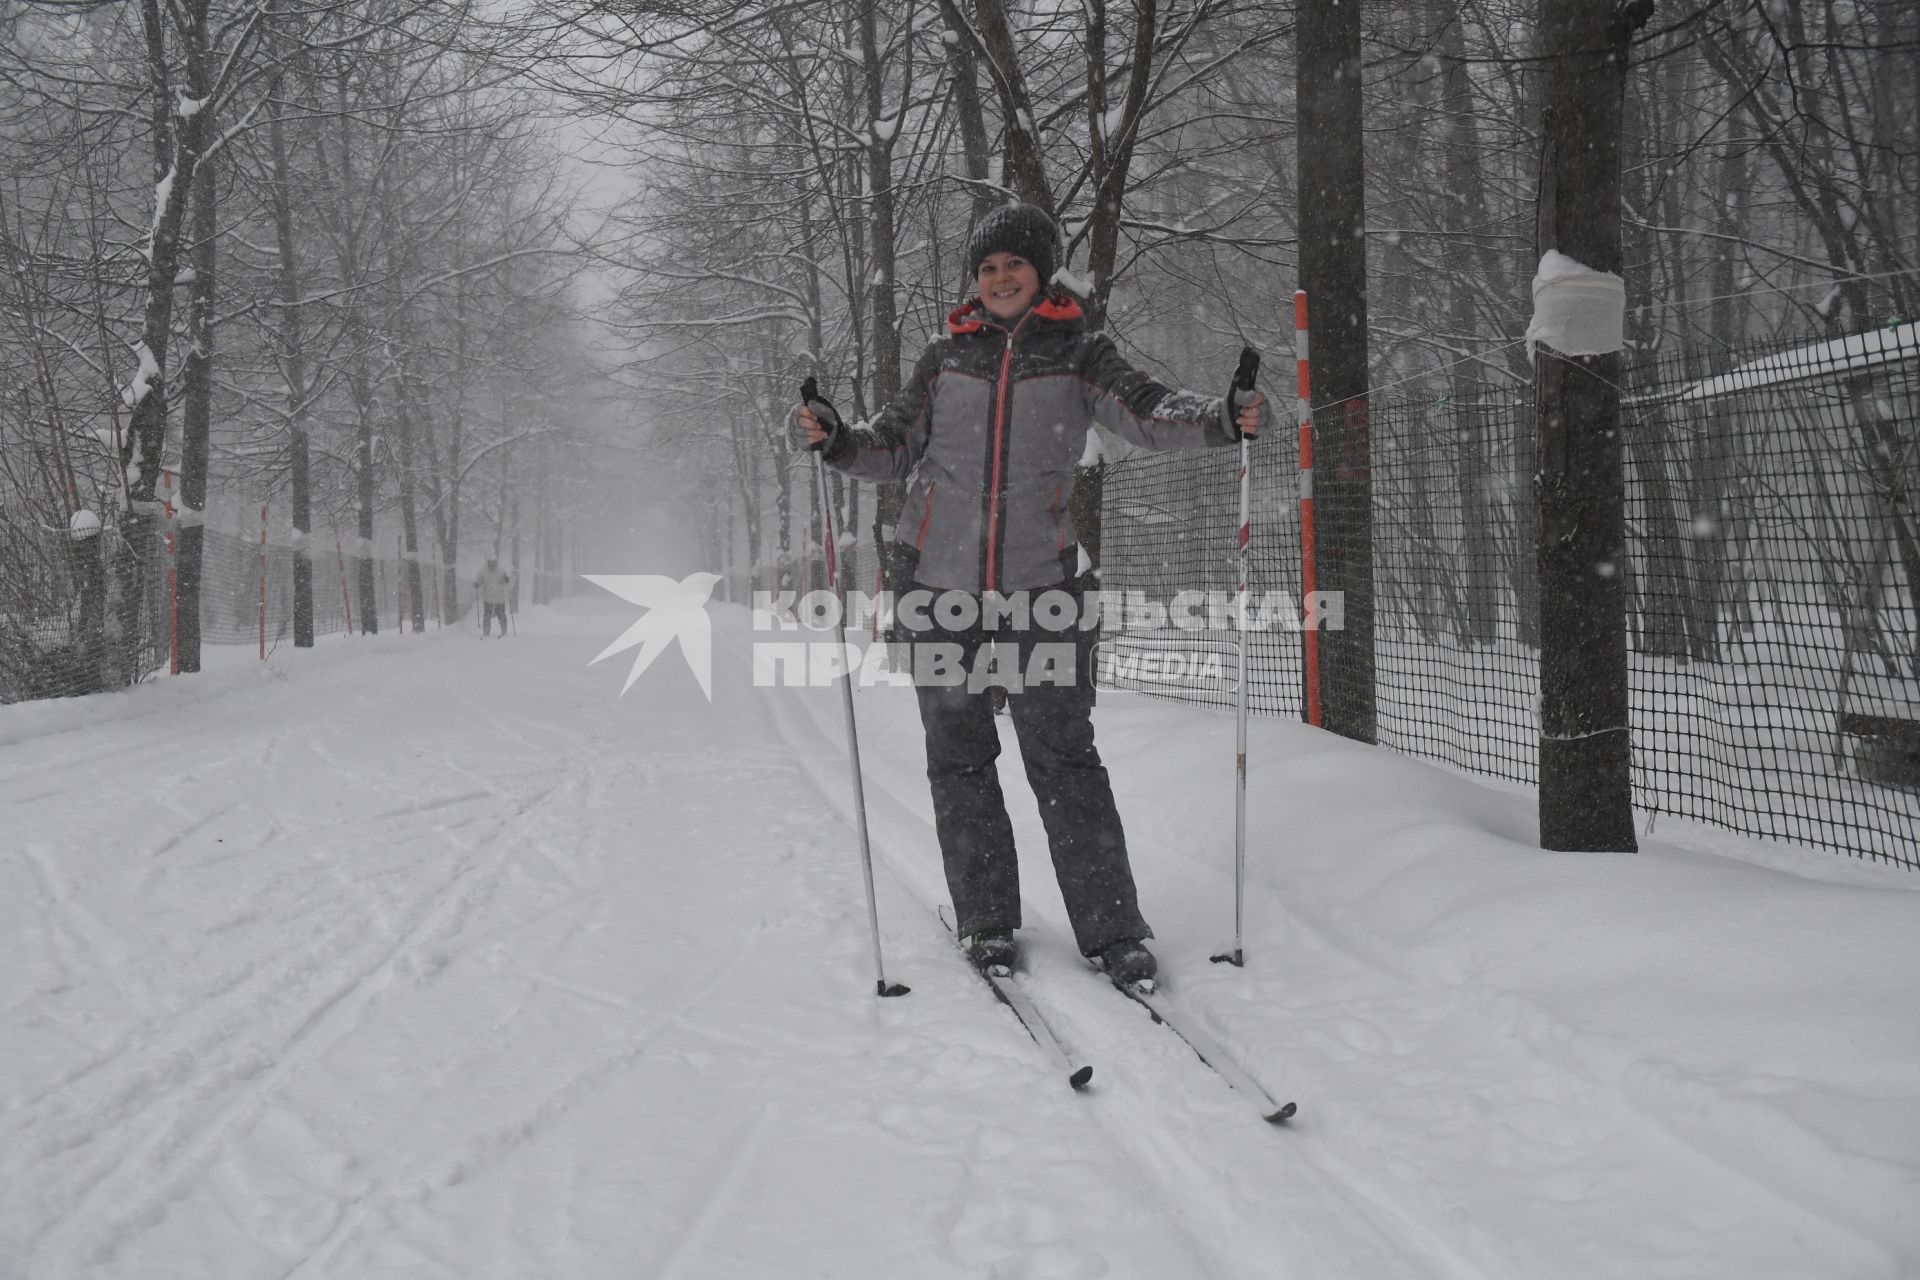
1223, 346, 1265, 440
797, 377, 843, 454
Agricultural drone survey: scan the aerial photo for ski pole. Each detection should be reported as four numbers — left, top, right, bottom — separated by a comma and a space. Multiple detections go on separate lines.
1212, 346, 1259, 969
802, 378, 909, 999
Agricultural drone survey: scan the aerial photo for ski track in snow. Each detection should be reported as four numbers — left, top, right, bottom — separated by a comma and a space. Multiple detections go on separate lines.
20, 775, 539, 1270
280, 944, 764, 1280
2, 642, 601, 1276
2, 604, 1914, 1279
753, 622, 1911, 1280
1194, 826, 1919, 1265
762, 656, 1480, 1280
647, 1107, 774, 1280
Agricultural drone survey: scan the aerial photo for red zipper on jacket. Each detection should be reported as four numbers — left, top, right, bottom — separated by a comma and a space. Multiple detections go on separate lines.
983, 314, 1026, 593
914, 482, 938, 551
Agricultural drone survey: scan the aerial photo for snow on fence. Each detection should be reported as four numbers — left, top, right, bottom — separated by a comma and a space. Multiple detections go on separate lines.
0, 499, 488, 704
0, 504, 166, 703
1098, 323, 1920, 869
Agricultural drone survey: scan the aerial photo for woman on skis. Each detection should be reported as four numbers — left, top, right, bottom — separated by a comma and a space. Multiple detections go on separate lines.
794, 202, 1265, 988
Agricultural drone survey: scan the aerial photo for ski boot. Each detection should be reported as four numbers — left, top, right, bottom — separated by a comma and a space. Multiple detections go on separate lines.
1098, 938, 1157, 990
966, 930, 1018, 977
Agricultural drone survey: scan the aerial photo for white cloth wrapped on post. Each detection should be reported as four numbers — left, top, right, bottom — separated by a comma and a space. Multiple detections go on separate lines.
1526, 249, 1626, 361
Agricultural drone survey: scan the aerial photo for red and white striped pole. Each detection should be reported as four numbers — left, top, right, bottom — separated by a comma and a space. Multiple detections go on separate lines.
258, 504, 268, 659
1295, 291, 1322, 728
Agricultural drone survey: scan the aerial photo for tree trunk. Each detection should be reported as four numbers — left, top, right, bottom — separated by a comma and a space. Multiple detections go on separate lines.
859, 3, 901, 402
353, 420, 377, 631
266, 75, 315, 647
1686, 137, 1749, 661
1503, 3, 1548, 650
971, 0, 1053, 213
856, 4, 908, 611
1438, 3, 1522, 367
445, 266, 469, 619
380, 181, 428, 635
936, 0, 995, 226
1623, 410, 1692, 658
1619, 70, 1691, 660
316, 79, 379, 633
1297, 0, 1376, 743
743, 444, 763, 591
395, 382, 426, 632
1533, 0, 1650, 853
119, 0, 211, 682
175, 77, 216, 673
72, 528, 109, 689
1396, 4, 1447, 644
1080, 0, 1155, 331
775, 433, 794, 587
509, 491, 522, 617
1455, 401, 1496, 648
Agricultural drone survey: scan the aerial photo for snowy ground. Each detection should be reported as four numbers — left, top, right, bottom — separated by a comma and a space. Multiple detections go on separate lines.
3, 595, 1918, 1279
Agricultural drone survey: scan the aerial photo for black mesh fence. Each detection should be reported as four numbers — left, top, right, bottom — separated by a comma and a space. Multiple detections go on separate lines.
1097, 452, 1303, 718
1, 502, 476, 704
231, 528, 461, 647
1097, 323, 1920, 870
0, 509, 166, 704
1364, 383, 1538, 785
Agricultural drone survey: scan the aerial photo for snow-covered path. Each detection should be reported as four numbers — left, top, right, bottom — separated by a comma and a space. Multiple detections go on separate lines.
3, 598, 1917, 1279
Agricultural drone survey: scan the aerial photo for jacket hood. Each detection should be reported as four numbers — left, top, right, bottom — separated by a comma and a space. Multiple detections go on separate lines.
946, 291, 1084, 336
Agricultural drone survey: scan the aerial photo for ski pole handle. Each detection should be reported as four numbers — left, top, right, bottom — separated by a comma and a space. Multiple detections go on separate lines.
1232, 347, 1260, 396
799, 377, 840, 453
1226, 347, 1262, 440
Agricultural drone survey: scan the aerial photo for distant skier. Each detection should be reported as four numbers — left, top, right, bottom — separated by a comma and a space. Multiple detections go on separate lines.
794, 201, 1266, 987
474, 557, 512, 638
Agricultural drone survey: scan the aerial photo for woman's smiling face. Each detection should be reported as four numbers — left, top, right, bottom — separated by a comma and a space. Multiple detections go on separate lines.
976, 251, 1042, 320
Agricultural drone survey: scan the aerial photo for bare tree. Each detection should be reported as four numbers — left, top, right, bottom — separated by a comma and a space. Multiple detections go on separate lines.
1533, 0, 1653, 852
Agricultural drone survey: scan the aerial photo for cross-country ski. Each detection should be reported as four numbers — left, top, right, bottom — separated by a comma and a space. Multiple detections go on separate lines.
940, 907, 1093, 1092
1116, 981, 1297, 1125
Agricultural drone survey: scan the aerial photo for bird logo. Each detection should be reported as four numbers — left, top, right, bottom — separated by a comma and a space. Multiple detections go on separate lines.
585, 572, 722, 699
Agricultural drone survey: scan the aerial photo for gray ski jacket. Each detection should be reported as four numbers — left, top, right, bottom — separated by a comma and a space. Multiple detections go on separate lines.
824, 293, 1243, 594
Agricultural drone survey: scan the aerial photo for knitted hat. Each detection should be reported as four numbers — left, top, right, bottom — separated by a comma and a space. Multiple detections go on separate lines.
965, 203, 1060, 287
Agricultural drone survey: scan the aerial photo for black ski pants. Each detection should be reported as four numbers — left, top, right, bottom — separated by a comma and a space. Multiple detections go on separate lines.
907, 583, 1150, 958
